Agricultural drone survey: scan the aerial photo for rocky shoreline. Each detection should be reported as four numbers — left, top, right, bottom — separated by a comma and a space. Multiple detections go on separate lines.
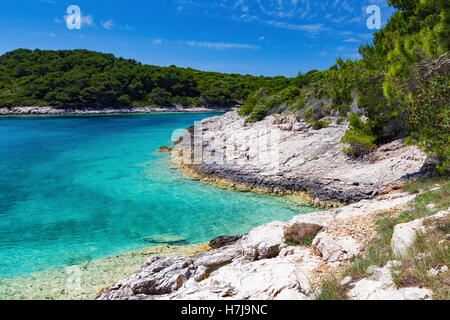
169, 111, 431, 207
0, 106, 232, 116
97, 191, 446, 300
94, 111, 446, 301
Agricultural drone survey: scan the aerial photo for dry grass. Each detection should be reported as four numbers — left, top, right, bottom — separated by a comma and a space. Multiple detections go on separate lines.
391, 216, 450, 300
316, 177, 449, 300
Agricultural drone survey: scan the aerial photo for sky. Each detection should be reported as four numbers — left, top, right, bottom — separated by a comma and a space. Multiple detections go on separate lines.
0, 0, 396, 77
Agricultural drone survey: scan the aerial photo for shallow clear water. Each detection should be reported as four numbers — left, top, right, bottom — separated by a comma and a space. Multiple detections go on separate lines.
0, 113, 317, 278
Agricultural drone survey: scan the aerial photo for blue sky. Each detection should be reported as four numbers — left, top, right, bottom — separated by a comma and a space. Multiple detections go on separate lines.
0, 0, 396, 77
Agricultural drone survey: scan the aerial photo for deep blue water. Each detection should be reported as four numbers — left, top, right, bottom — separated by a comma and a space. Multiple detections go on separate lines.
0, 113, 317, 278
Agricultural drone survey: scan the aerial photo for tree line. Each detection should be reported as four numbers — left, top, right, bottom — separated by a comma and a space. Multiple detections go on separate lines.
0, 49, 290, 108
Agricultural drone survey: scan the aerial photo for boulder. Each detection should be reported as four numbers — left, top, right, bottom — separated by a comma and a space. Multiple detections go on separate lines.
240, 221, 285, 261
283, 212, 332, 242
209, 235, 243, 249
312, 234, 360, 262
97, 255, 196, 299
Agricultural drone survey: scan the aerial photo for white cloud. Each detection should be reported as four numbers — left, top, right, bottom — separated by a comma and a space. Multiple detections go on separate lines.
264, 20, 324, 33
101, 19, 115, 30
153, 39, 163, 45
82, 15, 94, 27
34, 32, 56, 38
186, 40, 260, 50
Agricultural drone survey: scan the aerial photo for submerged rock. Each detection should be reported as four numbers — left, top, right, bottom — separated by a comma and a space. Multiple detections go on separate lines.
143, 234, 188, 246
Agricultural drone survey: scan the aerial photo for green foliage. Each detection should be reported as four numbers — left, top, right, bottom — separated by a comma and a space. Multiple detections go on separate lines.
312, 120, 330, 130
285, 235, 315, 247
242, 86, 303, 123
330, 58, 356, 114
147, 88, 172, 107
340, 114, 376, 157
404, 71, 449, 173
0, 49, 290, 108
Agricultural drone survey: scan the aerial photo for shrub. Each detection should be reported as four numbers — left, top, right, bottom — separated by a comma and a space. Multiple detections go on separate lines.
244, 104, 269, 124
341, 113, 376, 157
238, 88, 268, 116
404, 71, 449, 174
312, 120, 330, 130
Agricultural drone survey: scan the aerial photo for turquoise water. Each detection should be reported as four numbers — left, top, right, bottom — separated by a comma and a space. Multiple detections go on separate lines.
0, 113, 317, 278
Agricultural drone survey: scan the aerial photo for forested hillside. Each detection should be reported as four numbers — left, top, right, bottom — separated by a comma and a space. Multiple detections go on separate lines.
239, 0, 449, 172
0, 49, 290, 108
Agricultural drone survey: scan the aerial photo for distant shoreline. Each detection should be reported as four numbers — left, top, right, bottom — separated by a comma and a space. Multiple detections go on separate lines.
0, 106, 234, 116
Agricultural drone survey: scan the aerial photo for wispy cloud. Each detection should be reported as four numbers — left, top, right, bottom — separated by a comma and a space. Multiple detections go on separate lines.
34, 31, 56, 38
186, 40, 260, 50
82, 15, 95, 27
101, 19, 115, 30
264, 20, 325, 33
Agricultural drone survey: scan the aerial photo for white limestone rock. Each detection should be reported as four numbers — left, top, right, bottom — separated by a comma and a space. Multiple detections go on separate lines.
240, 221, 286, 261
348, 262, 433, 300
391, 208, 450, 256
312, 234, 361, 262
284, 211, 334, 242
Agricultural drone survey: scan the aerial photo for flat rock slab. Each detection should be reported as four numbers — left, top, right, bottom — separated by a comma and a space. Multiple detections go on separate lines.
172, 111, 430, 204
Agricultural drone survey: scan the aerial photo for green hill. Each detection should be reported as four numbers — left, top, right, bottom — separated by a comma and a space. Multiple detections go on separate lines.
0, 49, 290, 109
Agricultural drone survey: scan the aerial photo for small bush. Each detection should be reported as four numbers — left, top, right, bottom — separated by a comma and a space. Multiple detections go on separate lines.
341, 113, 376, 157
244, 104, 269, 124
312, 120, 330, 130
